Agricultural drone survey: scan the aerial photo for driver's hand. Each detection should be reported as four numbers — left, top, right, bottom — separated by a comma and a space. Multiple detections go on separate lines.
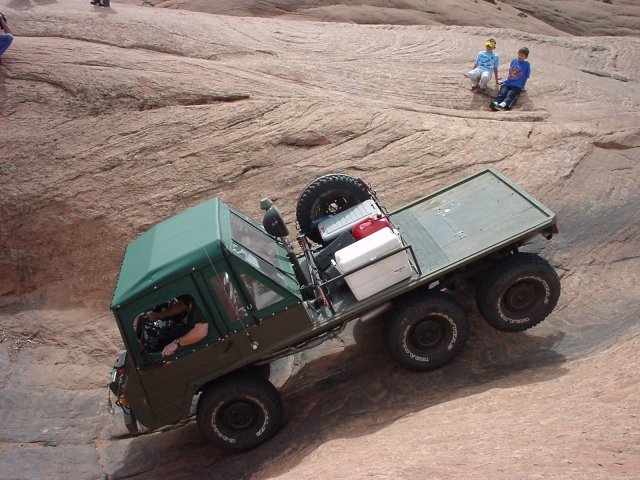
162, 341, 178, 357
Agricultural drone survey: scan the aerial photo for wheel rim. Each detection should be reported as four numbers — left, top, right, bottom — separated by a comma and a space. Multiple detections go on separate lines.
410, 318, 447, 351
218, 400, 262, 432
312, 192, 359, 220
502, 280, 544, 317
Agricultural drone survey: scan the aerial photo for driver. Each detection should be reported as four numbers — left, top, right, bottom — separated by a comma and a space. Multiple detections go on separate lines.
145, 297, 208, 357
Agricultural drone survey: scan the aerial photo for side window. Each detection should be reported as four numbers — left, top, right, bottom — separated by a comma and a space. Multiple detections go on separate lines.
231, 243, 289, 289
210, 271, 248, 320
238, 271, 284, 310
132, 295, 203, 354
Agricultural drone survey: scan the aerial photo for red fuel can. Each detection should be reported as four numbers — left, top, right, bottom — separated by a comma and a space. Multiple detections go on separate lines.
352, 216, 392, 240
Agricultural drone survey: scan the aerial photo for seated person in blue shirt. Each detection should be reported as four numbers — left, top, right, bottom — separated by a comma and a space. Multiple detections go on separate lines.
491, 47, 531, 111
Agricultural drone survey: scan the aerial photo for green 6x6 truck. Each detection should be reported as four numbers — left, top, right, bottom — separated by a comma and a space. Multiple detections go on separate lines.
109, 169, 560, 450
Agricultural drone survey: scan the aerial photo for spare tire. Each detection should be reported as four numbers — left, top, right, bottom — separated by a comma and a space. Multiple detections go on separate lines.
296, 173, 371, 244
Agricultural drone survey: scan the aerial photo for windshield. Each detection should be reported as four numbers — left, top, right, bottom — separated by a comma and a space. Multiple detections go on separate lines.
229, 212, 291, 288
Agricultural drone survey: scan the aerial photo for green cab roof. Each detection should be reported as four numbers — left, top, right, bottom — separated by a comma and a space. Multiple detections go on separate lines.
111, 198, 226, 308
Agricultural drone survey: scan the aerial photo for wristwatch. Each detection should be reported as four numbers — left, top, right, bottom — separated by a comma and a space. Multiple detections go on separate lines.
174, 338, 181, 347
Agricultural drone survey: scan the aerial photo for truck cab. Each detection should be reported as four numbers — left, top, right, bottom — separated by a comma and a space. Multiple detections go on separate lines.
110, 198, 311, 432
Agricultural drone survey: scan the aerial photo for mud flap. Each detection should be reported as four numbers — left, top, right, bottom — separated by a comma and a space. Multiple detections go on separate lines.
123, 408, 139, 434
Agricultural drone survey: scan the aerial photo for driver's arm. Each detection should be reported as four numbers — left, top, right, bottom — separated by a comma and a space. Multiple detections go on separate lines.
162, 322, 209, 357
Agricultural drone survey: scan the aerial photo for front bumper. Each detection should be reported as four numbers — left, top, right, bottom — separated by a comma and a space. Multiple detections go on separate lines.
110, 352, 139, 434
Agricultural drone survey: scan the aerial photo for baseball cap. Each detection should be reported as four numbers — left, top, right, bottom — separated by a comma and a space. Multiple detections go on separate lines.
486, 39, 496, 48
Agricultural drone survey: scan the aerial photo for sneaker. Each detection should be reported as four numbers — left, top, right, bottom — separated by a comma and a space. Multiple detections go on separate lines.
470, 83, 478, 91
495, 102, 506, 111
490, 101, 498, 111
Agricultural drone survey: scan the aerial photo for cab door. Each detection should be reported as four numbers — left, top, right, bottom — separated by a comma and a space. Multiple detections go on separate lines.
195, 261, 259, 335
234, 243, 313, 352
129, 285, 241, 425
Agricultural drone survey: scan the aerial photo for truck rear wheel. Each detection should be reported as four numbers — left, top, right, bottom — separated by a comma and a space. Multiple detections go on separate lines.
296, 173, 370, 243
196, 372, 283, 451
476, 253, 560, 332
385, 291, 469, 370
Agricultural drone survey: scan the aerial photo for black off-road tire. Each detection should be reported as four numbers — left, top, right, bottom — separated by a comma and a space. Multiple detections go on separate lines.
196, 373, 283, 451
476, 253, 561, 332
385, 291, 470, 371
296, 173, 371, 243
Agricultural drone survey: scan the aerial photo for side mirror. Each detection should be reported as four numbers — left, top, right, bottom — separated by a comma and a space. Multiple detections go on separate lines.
260, 198, 314, 299
261, 198, 289, 238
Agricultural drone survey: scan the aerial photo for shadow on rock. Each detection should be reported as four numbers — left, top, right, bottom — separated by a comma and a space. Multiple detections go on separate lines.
7, 0, 57, 10
111, 310, 567, 480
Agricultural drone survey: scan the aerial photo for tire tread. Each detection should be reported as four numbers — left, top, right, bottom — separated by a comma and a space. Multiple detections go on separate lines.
476, 253, 560, 332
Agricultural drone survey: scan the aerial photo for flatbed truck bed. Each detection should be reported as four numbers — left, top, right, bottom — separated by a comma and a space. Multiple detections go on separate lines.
307, 169, 557, 327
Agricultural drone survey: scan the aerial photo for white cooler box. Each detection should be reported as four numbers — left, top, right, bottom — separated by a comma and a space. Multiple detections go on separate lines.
333, 227, 413, 301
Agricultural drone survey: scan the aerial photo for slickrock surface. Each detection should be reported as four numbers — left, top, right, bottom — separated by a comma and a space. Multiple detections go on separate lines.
0, 0, 638, 478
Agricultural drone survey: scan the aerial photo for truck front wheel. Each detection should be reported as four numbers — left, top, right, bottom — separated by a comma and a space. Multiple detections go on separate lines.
385, 291, 470, 370
196, 373, 283, 451
476, 253, 561, 332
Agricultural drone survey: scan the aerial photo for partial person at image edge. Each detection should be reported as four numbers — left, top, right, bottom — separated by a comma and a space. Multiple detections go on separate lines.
0, 12, 13, 59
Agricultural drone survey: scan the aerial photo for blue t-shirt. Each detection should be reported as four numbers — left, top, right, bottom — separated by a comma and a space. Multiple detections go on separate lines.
475, 50, 499, 73
503, 58, 530, 89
